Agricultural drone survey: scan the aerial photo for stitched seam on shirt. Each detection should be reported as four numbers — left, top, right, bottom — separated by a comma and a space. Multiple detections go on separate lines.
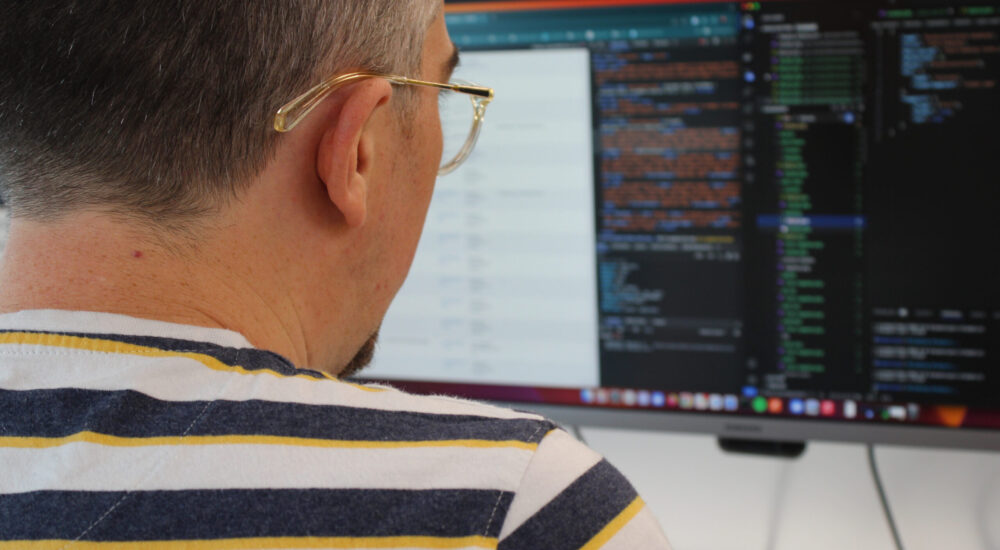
65, 399, 216, 548
57, 348, 234, 549
484, 423, 549, 541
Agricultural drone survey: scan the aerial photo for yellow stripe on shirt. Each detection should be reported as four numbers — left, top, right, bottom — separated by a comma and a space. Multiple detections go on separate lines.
0, 535, 497, 549
580, 497, 646, 550
0, 430, 539, 451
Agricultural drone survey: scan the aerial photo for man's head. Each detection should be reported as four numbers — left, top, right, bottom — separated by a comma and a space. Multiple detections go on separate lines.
0, 0, 459, 376
0, 0, 439, 226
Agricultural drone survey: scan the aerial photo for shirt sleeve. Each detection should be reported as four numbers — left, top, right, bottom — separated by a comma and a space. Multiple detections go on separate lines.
496, 428, 672, 550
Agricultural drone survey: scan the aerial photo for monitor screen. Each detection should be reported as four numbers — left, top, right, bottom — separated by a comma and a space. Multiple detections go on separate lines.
362, 0, 1000, 450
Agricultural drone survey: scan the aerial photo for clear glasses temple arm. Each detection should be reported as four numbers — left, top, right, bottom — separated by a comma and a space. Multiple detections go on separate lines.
274, 72, 493, 133
273, 72, 384, 132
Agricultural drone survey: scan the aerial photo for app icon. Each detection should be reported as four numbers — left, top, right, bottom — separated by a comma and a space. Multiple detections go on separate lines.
680, 392, 694, 409
752, 396, 768, 413
695, 393, 710, 410
805, 399, 820, 416
637, 390, 651, 407
821, 400, 836, 417
843, 400, 857, 419
907, 403, 920, 421
610, 390, 622, 405
789, 399, 805, 415
724, 395, 739, 411
888, 406, 906, 421
709, 394, 724, 411
768, 397, 783, 414
665, 393, 679, 408
623, 389, 637, 407
580, 389, 595, 404
652, 392, 667, 408
596, 389, 609, 405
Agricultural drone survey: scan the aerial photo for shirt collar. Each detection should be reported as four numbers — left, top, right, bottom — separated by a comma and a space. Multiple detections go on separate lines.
0, 309, 253, 349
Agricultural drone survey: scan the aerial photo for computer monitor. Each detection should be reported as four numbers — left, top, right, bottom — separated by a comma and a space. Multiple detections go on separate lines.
361, 0, 1000, 451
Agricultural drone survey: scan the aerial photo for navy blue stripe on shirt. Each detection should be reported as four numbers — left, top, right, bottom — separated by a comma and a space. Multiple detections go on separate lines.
0, 489, 515, 541
0, 388, 556, 444
497, 459, 638, 550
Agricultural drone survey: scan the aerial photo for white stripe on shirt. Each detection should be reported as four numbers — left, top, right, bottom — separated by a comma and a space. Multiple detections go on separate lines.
0, 443, 534, 494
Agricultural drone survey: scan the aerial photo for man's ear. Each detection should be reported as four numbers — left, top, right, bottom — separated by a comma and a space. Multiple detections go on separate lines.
316, 80, 393, 228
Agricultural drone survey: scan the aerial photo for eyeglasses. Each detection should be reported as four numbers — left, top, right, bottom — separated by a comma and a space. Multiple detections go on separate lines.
273, 71, 494, 176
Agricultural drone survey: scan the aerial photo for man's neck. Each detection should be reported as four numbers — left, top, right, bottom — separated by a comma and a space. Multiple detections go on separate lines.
0, 212, 310, 367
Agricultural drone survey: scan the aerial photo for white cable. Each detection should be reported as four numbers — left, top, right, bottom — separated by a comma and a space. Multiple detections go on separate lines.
867, 444, 905, 550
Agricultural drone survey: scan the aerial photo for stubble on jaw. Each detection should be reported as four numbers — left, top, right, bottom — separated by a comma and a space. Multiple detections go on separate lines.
337, 329, 379, 378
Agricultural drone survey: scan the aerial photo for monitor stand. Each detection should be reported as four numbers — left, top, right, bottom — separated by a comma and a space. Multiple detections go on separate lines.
718, 437, 806, 458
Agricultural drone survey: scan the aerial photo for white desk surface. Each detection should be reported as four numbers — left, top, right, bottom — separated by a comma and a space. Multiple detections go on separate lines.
580, 427, 1000, 550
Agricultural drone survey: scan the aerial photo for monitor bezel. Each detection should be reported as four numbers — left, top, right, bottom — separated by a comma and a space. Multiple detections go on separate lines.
506, 401, 1000, 451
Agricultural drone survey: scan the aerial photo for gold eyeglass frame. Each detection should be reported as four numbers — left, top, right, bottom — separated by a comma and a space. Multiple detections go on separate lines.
273, 71, 494, 175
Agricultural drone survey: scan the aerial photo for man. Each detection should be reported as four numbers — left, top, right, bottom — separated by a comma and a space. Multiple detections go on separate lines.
0, 1, 670, 548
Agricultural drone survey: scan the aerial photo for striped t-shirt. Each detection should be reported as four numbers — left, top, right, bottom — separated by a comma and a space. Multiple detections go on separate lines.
0, 310, 671, 549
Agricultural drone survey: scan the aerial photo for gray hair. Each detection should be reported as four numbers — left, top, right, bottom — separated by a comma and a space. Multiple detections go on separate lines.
0, 0, 439, 229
